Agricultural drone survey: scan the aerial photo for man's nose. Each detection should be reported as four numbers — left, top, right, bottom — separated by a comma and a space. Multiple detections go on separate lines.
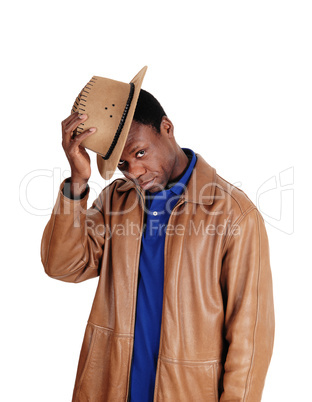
127, 162, 146, 180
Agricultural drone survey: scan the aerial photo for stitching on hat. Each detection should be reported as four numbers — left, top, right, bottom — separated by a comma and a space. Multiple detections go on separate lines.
102, 82, 135, 161
71, 77, 99, 133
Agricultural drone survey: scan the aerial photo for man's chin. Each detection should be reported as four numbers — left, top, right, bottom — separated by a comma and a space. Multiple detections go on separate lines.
137, 178, 164, 193
139, 177, 157, 191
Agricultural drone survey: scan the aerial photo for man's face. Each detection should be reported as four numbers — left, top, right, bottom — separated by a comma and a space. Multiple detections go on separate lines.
118, 118, 178, 193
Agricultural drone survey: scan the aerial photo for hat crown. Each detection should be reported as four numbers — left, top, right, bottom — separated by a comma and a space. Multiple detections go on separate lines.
72, 77, 133, 157
71, 66, 147, 180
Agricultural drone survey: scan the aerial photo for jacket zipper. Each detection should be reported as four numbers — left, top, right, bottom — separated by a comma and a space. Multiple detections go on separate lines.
153, 196, 186, 401
126, 187, 145, 402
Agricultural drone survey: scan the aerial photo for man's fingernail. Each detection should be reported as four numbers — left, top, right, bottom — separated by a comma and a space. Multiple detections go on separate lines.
89, 128, 96, 132
79, 114, 87, 119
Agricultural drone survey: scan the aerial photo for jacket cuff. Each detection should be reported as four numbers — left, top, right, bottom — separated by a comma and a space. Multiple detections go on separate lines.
62, 177, 90, 200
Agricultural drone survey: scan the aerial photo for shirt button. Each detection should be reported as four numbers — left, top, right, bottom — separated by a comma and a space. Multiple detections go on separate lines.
153, 211, 158, 216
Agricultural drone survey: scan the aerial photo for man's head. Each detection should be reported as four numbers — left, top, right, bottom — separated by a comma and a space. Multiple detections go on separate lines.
132, 89, 166, 133
118, 90, 188, 193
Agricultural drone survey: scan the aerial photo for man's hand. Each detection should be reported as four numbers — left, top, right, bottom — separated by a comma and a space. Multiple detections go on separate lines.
61, 112, 96, 197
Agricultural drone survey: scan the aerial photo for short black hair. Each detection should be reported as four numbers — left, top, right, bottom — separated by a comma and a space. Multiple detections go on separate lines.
133, 89, 166, 133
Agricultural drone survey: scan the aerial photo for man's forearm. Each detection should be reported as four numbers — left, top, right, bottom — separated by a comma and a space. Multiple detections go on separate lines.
41, 179, 104, 283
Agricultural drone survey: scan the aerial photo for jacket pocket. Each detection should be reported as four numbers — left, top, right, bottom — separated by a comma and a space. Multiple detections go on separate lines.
72, 322, 133, 402
155, 356, 222, 401
72, 323, 97, 400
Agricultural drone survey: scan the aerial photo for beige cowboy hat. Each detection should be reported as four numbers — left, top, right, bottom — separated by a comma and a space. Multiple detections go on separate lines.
71, 66, 147, 180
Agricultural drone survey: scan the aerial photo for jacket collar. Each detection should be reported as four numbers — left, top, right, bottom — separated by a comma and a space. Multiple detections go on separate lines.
116, 153, 216, 206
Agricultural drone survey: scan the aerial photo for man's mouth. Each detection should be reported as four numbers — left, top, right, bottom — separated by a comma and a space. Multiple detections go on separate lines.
139, 177, 156, 190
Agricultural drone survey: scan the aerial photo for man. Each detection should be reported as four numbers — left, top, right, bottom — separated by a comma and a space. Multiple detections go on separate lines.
41, 68, 274, 401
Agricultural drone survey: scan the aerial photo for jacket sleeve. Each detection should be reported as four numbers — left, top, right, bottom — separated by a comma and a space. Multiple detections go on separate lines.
41, 179, 106, 283
220, 208, 275, 401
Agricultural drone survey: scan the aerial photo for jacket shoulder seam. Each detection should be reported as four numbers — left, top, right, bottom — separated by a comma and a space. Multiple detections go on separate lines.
100, 177, 128, 195
215, 182, 244, 214
222, 206, 257, 253
94, 178, 128, 212
215, 174, 255, 214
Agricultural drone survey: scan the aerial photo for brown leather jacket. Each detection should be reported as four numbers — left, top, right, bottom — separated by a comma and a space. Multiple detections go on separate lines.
41, 154, 274, 401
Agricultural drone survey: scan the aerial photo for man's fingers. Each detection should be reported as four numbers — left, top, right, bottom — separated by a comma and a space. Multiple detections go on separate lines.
61, 112, 80, 129
66, 112, 87, 129
62, 113, 88, 144
70, 127, 97, 146
65, 114, 88, 136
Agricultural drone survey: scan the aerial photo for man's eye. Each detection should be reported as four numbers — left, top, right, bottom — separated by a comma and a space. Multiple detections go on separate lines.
118, 160, 125, 166
137, 150, 145, 158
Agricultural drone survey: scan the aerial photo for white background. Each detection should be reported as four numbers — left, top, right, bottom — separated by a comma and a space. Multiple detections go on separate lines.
1, 1, 311, 400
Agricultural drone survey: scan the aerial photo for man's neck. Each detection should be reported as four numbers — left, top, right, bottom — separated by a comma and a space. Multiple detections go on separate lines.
168, 147, 189, 183
166, 148, 192, 189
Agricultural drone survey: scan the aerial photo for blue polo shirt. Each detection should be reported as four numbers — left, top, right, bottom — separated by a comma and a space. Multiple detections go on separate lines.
129, 148, 197, 401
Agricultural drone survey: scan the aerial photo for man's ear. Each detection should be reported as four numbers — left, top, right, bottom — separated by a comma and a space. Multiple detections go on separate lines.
160, 116, 174, 138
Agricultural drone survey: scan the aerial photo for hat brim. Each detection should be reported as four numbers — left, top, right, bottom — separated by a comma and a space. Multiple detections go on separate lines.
97, 66, 147, 180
